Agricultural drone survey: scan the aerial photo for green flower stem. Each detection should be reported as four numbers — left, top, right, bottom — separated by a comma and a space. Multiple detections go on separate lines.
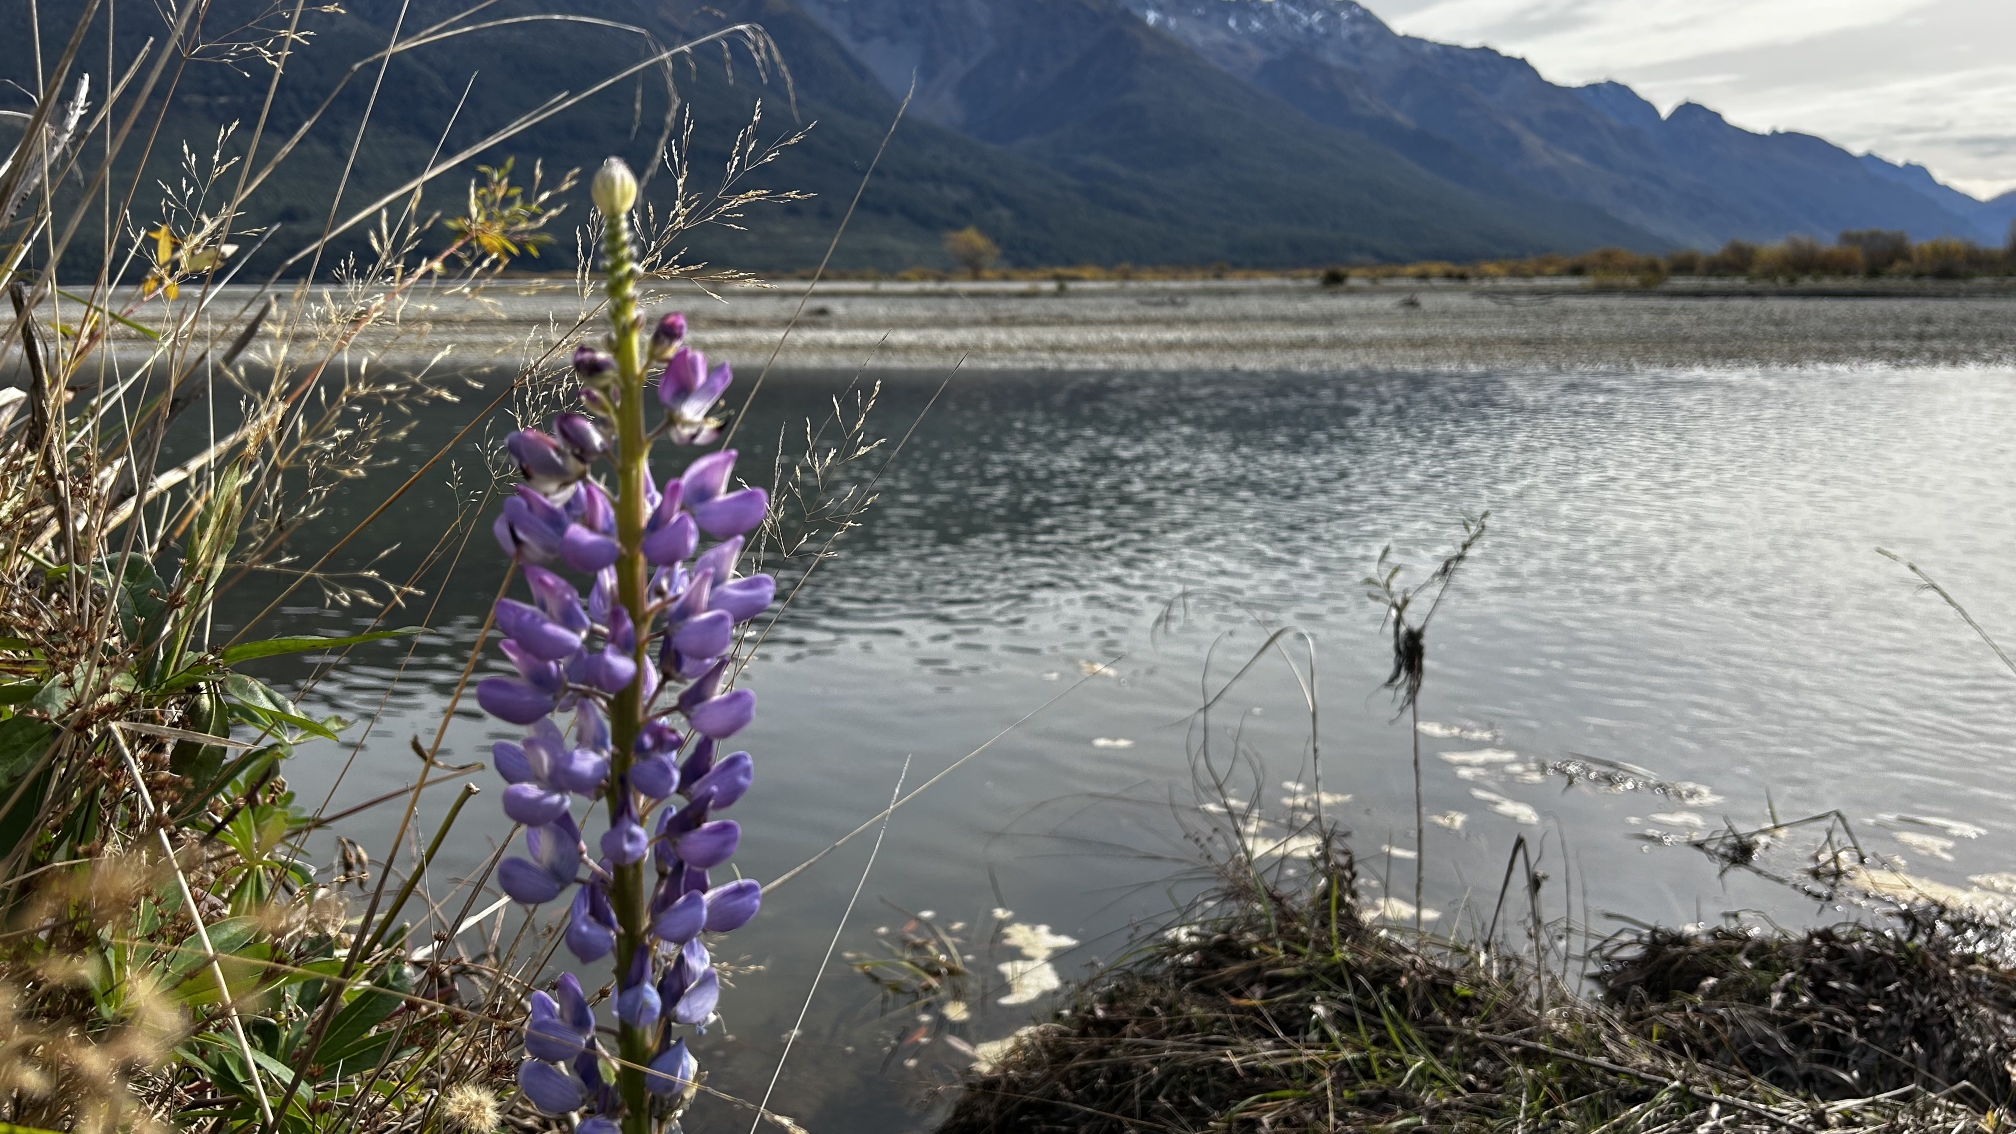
601, 207, 654, 1134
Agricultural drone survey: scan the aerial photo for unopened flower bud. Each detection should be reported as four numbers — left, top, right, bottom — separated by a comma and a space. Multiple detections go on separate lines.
649, 313, 688, 361
591, 158, 637, 216
573, 345, 615, 381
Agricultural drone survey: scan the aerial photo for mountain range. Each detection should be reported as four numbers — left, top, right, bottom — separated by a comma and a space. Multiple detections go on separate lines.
7, 0, 2013, 273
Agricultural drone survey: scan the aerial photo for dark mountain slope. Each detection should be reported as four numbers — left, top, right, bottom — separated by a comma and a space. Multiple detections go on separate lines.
793, 0, 1661, 260
1125, 0, 1991, 247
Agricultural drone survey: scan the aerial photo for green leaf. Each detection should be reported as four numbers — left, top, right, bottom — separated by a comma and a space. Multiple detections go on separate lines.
166, 916, 260, 981
227, 699, 341, 743
27, 677, 70, 716
55, 288, 162, 340
312, 981, 403, 1067
224, 672, 292, 715
219, 627, 424, 666
0, 716, 54, 782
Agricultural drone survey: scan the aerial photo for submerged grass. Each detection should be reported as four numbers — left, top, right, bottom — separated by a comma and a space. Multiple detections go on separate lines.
939, 841, 2004, 1134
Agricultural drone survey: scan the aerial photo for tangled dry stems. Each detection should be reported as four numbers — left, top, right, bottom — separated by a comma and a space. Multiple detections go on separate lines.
940, 847, 1999, 1134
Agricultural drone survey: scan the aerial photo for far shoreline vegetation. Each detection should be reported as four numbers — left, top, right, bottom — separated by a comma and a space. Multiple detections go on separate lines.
699, 226, 2016, 287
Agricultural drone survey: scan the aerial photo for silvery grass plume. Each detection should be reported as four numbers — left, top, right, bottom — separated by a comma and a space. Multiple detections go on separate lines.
481, 158, 773, 1134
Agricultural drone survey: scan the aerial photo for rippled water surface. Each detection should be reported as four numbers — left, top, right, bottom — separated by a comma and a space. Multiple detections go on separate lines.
215, 359, 2016, 1132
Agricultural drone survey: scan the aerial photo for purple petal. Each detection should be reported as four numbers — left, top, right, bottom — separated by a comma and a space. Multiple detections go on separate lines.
696, 360, 733, 405
493, 512, 525, 559
694, 487, 768, 538
693, 537, 743, 587
650, 312, 689, 357
575, 701, 611, 752
678, 738, 717, 793
530, 815, 584, 880
507, 430, 581, 485
690, 752, 752, 810
688, 689, 755, 739
672, 610, 735, 663
569, 481, 616, 536
503, 783, 571, 827
641, 512, 698, 567
560, 525, 620, 573
555, 413, 607, 460
478, 678, 556, 726
589, 648, 638, 695
617, 980, 661, 1030
565, 887, 615, 962
711, 575, 776, 623
672, 967, 719, 1025
631, 753, 678, 799
573, 344, 615, 379
522, 565, 591, 632
518, 1060, 586, 1115
551, 748, 610, 796
494, 740, 535, 783
525, 990, 588, 1062
679, 449, 737, 506
703, 879, 762, 933
499, 857, 564, 905
677, 820, 740, 869
557, 972, 595, 1032
649, 478, 686, 529
578, 1119, 619, 1134
601, 817, 650, 865
652, 890, 707, 944
657, 347, 706, 407
495, 598, 583, 661
646, 1039, 697, 1096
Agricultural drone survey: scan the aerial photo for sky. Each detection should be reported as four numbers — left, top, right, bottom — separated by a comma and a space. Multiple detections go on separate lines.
1367, 0, 2016, 200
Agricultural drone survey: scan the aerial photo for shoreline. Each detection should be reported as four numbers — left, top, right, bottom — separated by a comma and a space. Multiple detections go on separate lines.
24, 277, 2016, 373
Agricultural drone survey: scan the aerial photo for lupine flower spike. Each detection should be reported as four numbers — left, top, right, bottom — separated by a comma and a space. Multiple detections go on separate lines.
481, 156, 773, 1133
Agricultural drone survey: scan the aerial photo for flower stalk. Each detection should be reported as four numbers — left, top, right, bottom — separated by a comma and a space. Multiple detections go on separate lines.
483, 157, 773, 1134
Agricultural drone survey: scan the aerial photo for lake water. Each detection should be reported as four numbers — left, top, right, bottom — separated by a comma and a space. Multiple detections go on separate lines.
209, 296, 2016, 1132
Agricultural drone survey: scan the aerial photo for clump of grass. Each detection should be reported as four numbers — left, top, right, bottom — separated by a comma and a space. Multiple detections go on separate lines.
1600, 921, 2016, 1106
938, 841, 1991, 1134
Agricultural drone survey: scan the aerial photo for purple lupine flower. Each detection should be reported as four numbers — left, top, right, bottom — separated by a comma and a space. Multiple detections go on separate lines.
649, 312, 688, 360
703, 879, 762, 932
689, 689, 755, 739
491, 286, 777, 1128
712, 575, 776, 623
689, 751, 753, 810
642, 511, 697, 567
646, 1039, 697, 1096
478, 676, 557, 726
498, 814, 582, 905
494, 598, 584, 661
616, 949, 661, 1029
566, 882, 617, 962
652, 889, 707, 943
508, 429, 583, 490
497, 486, 570, 561
555, 413, 608, 460
520, 1060, 587, 1114
525, 975, 596, 1061
573, 344, 615, 381
672, 966, 719, 1026
694, 487, 768, 538
601, 797, 649, 865
658, 349, 733, 445
675, 820, 740, 869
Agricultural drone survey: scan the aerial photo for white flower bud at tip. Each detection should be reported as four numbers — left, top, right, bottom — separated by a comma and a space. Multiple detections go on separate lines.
592, 157, 638, 216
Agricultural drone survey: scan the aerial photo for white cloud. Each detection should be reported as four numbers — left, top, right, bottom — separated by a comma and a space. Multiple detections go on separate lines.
1369, 0, 2016, 197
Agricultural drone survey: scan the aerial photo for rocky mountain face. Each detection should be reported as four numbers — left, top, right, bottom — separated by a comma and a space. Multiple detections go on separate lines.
1111, 0, 1999, 247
